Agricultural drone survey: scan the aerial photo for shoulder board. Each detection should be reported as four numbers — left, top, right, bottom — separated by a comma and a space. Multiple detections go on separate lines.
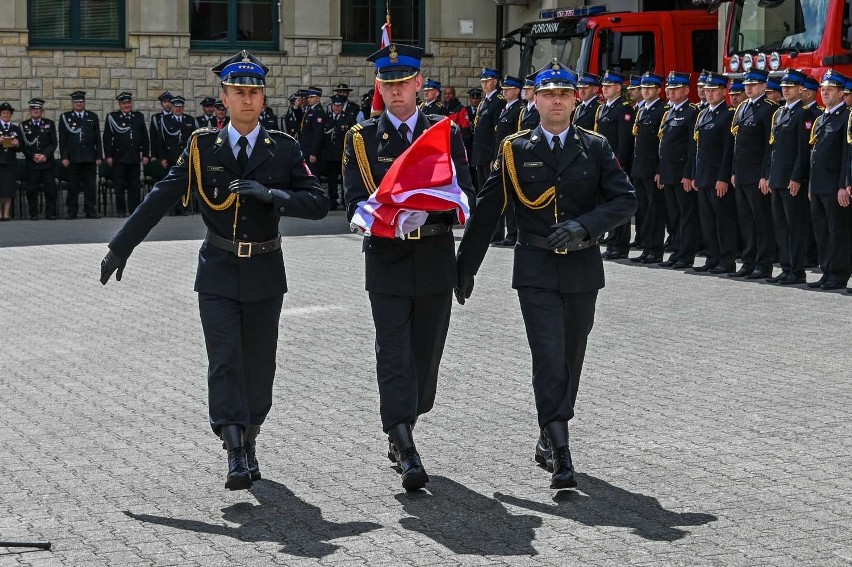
727, 107, 735, 112
355, 117, 378, 129
765, 99, 779, 106
689, 103, 699, 110
496, 94, 505, 100
503, 129, 531, 145
576, 126, 605, 140
267, 129, 297, 142
192, 127, 219, 136
734, 100, 747, 113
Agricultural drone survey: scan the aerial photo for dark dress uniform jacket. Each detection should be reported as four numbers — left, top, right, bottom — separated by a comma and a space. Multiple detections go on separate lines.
494, 100, 522, 157
471, 92, 506, 167
196, 114, 216, 129
343, 111, 475, 297
0, 122, 23, 166
156, 113, 196, 164
20, 118, 57, 170
765, 101, 816, 188
149, 112, 169, 159
420, 100, 449, 117
594, 99, 634, 173
809, 104, 849, 196
323, 111, 355, 162
657, 102, 698, 185
457, 126, 637, 294
259, 108, 278, 131
573, 98, 600, 131
103, 111, 149, 163
109, 127, 329, 302
732, 94, 776, 184
520, 103, 540, 130
59, 110, 102, 163
685, 104, 734, 188
631, 99, 665, 179
299, 103, 326, 159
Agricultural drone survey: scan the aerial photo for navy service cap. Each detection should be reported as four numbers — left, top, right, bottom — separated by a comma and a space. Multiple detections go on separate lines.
601, 70, 626, 85
728, 78, 745, 94
577, 72, 601, 87
780, 69, 807, 87
666, 71, 690, 88
115, 92, 133, 102
532, 59, 578, 92
211, 50, 269, 87
367, 44, 423, 83
28, 98, 45, 109
70, 91, 86, 101
742, 68, 769, 84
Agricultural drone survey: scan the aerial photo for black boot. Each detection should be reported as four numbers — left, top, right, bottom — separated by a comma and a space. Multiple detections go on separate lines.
244, 425, 261, 481
534, 430, 553, 471
544, 421, 577, 489
388, 423, 428, 491
387, 420, 415, 472
220, 425, 252, 491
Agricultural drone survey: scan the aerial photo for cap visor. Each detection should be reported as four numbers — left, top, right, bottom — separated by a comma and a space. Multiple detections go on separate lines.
222, 77, 266, 87
377, 69, 419, 83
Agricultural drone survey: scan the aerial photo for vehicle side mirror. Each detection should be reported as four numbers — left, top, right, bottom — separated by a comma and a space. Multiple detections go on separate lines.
500, 36, 516, 50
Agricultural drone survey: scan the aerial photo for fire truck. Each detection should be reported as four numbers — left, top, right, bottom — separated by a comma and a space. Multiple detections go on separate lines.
717, 0, 852, 80
500, 5, 718, 98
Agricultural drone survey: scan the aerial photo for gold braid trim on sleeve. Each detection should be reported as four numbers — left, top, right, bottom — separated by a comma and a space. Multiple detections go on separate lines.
502, 134, 555, 210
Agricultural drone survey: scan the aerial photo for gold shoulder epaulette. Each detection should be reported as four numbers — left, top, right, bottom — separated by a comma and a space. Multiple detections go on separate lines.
502, 129, 530, 145
727, 106, 735, 112
766, 98, 779, 106
266, 129, 297, 142
577, 126, 605, 140
497, 94, 505, 100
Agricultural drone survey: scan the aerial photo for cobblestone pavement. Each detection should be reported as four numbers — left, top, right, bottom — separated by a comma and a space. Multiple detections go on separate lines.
1, 228, 850, 566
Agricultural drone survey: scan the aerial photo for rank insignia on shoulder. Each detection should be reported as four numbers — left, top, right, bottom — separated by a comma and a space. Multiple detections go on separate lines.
491, 159, 501, 171
264, 137, 271, 145
176, 155, 185, 166
382, 132, 389, 140
523, 161, 544, 167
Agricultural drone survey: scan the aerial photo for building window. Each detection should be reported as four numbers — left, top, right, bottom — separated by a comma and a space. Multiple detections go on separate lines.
28, 0, 126, 48
341, 0, 424, 54
190, 0, 279, 51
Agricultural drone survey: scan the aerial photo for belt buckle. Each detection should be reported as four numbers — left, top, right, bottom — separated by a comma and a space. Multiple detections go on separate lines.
406, 227, 421, 240
553, 247, 568, 255
237, 241, 252, 258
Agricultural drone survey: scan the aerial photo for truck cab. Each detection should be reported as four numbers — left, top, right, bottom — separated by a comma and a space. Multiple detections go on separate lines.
501, 6, 718, 100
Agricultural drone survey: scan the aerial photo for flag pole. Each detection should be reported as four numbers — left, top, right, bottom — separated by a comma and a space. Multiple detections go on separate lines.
370, 3, 392, 117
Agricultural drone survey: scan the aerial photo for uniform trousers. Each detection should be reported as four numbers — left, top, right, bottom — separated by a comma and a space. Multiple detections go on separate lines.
671, 184, 699, 264
771, 186, 810, 277
492, 201, 518, 242
325, 160, 342, 209
663, 184, 681, 251
697, 185, 738, 268
368, 291, 452, 432
517, 287, 598, 429
66, 162, 98, 216
635, 176, 666, 257
810, 193, 852, 283
26, 167, 57, 218
112, 162, 142, 215
735, 183, 776, 270
198, 293, 284, 435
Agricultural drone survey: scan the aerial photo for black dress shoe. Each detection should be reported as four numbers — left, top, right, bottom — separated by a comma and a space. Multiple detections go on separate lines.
808, 275, 828, 288
820, 280, 847, 290
220, 425, 252, 491
691, 263, 716, 273
544, 421, 576, 489
779, 274, 806, 285
745, 268, 770, 279
640, 255, 660, 264
46, 215, 56, 220
67, 213, 78, 220
600, 250, 612, 259
766, 271, 789, 283
85, 213, 100, 219
388, 423, 428, 491
629, 240, 642, 249
671, 261, 693, 270
658, 260, 677, 268
728, 267, 752, 278
628, 254, 647, 263
606, 251, 628, 260
534, 430, 553, 472
243, 425, 262, 481
710, 264, 735, 274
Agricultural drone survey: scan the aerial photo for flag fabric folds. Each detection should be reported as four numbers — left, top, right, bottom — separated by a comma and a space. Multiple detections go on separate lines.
370, 21, 392, 117
351, 118, 470, 238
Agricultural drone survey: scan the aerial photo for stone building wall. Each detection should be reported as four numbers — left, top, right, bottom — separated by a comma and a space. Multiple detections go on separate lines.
0, 31, 495, 121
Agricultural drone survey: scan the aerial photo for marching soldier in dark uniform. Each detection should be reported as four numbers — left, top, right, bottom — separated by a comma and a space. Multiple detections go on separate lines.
419, 78, 449, 116
103, 92, 150, 216
519, 78, 540, 130
656, 72, 699, 269
20, 98, 58, 220
259, 96, 278, 130
730, 68, 778, 279
342, 44, 474, 492
685, 72, 737, 274
455, 59, 636, 490
299, 86, 325, 175
100, 51, 329, 491
807, 70, 850, 290
323, 95, 356, 210
765, 69, 816, 285
212, 101, 229, 130
196, 97, 217, 128
59, 91, 102, 219
282, 93, 301, 137
156, 96, 196, 215
630, 72, 666, 263
492, 75, 524, 246
0, 102, 21, 221
471, 68, 506, 193
573, 73, 601, 131
594, 71, 634, 255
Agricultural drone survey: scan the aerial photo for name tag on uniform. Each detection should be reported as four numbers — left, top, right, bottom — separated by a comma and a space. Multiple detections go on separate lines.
523, 161, 544, 167
378, 157, 394, 163
206, 166, 224, 172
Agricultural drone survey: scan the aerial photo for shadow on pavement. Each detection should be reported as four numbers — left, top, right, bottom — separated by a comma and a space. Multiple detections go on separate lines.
394, 475, 542, 556
495, 472, 717, 542
124, 479, 381, 558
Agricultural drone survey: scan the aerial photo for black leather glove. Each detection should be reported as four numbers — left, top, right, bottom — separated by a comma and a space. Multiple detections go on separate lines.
454, 273, 475, 305
100, 250, 126, 285
229, 179, 273, 204
547, 219, 589, 251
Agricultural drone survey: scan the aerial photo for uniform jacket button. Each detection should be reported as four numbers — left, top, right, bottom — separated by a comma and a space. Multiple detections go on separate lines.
279, 207, 286, 214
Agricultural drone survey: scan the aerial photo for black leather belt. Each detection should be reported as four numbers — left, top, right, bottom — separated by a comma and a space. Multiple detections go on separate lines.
517, 229, 598, 255
204, 231, 281, 258
403, 223, 453, 240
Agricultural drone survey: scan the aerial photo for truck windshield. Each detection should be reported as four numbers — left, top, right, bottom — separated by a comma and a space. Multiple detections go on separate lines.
727, 0, 828, 54
522, 34, 589, 77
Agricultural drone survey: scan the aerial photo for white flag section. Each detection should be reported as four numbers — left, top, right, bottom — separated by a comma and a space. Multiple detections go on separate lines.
350, 118, 470, 239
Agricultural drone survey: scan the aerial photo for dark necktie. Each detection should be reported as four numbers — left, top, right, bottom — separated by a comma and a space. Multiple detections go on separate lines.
237, 136, 249, 171
552, 136, 562, 158
398, 123, 411, 147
